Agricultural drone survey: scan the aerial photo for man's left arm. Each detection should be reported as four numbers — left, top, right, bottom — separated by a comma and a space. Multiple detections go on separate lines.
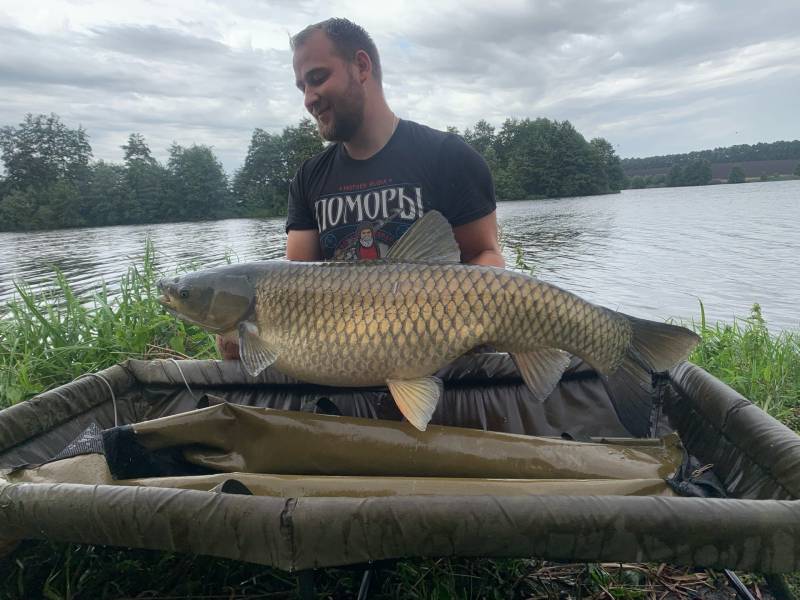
453, 211, 505, 267
440, 134, 505, 268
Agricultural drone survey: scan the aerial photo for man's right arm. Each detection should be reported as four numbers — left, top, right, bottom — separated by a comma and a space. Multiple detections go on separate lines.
286, 229, 322, 261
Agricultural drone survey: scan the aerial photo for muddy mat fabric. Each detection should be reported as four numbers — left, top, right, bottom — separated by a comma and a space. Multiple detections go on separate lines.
101, 403, 684, 480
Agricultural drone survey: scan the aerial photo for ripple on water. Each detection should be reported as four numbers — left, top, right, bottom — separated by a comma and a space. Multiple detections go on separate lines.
1, 181, 799, 331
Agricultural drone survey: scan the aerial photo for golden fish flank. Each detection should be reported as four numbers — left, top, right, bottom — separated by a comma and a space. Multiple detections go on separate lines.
157, 211, 699, 431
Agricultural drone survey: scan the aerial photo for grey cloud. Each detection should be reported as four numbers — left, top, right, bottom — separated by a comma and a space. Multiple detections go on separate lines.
90, 24, 232, 62
1, 0, 798, 174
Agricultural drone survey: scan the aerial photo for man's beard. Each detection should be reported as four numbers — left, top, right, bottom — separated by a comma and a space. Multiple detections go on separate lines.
317, 74, 365, 142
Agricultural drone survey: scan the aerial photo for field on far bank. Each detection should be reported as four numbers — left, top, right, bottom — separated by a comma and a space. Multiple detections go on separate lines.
625, 158, 799, 180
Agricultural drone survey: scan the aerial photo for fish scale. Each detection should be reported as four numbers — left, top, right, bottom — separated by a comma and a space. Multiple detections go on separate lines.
252, 261, 630, 387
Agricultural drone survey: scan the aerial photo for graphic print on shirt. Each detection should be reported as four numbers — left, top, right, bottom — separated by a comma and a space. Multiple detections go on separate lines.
314, 181, 425, 260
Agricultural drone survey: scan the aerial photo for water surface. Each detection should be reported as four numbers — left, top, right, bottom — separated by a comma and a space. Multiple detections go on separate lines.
1, 180, 798, 331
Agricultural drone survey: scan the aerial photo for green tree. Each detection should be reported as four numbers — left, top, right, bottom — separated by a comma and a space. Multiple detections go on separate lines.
682, 159, 712, 186
233, 119, 323, 216
282, 118, 324, 195
589, 138, 625, 192
122, 133, 157, 166
0, 187, 38, 231
463, 119, 496, 156
85, 161, 128, 226
118, 133, 168, 224
629, 175, 646, 189
728, 166, 746, 184
0, 113, 92, 190
666, 164, 684, 187
0, 181, 83, 231
167, 144, 231, 221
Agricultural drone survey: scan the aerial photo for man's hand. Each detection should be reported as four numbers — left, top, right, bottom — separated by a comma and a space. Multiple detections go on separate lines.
216, 332, 240, 360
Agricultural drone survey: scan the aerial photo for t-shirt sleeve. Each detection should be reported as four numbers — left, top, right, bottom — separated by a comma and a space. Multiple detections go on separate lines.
437, 135, 497, 226
285, 167, 318, 233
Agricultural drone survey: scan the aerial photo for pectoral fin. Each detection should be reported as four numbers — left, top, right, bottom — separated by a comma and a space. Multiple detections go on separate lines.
512, 348, 571, 402
238, 321, 279, 377
387, 376, 443, 432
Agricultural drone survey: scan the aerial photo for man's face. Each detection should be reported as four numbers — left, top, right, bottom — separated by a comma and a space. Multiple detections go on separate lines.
293, 30, 366, 142
359, 228, 374, 247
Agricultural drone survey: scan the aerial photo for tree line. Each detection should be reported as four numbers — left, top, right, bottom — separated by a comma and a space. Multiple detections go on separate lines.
0, 113, 625, 232
622, 140, 800, 172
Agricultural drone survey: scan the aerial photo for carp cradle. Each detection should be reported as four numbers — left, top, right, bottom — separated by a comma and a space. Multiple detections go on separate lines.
0, 353, 799, 582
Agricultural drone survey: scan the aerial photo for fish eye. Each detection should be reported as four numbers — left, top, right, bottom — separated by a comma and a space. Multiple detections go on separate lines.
179, 288, 190, 299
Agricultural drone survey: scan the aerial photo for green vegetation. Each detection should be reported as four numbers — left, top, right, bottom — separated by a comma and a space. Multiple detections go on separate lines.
0, 241, 217, 405
664, 159, 713, 187
0, 113, 625, 232
456, 118, 626, 199
690, 302, 800, 430
728, 165, 746, 184
0, 113, 324, 232
0, 251, 798, 597
233, 119, 325, 217
622, 139, 800, 172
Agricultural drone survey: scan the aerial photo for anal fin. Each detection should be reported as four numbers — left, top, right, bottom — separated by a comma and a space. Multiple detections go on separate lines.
238, 321, 279, 377
387, 376, 443, 431
512, 348, 571, 402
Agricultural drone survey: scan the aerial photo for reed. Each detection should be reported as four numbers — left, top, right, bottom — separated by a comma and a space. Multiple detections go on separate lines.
0, 239, 217, 407
690, 301, 800, 428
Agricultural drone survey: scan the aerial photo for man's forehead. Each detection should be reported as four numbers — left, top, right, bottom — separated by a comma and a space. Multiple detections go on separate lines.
293, 30, 339, 72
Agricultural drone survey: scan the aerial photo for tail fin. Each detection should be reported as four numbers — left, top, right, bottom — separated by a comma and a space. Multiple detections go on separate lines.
624, 315, 700, 374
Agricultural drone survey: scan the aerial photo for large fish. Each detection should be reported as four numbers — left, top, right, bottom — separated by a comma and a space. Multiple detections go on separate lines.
158, 211, 699, 431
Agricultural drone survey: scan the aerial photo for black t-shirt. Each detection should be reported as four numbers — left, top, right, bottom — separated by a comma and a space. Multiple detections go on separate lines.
285, 119, 496, 260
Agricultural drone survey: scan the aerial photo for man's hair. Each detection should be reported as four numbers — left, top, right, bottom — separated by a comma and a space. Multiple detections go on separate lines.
291, 18, 382, 84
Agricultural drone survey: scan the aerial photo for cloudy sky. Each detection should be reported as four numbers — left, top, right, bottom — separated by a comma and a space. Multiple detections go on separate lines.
1, 0, 798, 173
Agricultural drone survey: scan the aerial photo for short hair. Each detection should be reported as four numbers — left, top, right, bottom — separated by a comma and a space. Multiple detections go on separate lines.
291, 18, 382, 84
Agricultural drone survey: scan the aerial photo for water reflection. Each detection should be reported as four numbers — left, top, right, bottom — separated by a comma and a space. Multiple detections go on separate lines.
1, 180, 798, 331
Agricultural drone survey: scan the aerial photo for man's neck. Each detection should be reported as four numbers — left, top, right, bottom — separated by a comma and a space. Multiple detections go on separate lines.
343, 102, 398, 160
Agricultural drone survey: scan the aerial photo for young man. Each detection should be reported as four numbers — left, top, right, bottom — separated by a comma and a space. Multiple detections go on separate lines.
218, 18, 504, 360
287, 18, 504, 266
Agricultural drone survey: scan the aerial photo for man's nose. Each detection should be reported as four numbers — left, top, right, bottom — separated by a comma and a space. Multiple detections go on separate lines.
304, 87, 320, 112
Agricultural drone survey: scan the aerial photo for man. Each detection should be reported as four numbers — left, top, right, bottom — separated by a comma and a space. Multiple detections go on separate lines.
218, 17, 504, 359
355, 223, 380, 260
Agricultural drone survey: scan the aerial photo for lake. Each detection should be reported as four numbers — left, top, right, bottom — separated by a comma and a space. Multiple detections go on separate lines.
1, 180, 798, 331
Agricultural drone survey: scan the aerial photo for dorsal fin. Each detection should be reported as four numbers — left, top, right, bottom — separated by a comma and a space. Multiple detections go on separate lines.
385, 210, 461, 263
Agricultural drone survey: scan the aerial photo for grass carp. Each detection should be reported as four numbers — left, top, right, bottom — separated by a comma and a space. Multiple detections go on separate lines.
158, 211, 699, 431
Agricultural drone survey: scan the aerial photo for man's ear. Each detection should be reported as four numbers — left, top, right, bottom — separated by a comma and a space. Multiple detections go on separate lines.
354, 49, 372, 83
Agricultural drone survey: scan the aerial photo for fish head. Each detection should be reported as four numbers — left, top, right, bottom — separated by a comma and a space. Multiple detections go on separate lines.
157, 267, 254, 334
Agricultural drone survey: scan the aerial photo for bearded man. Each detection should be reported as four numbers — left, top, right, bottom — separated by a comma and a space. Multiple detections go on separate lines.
287, 18, 503, 265
218, 17, 503, 360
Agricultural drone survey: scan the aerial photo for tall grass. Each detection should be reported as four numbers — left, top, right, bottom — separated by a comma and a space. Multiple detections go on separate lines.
0, 244, 798, 598
690, 301, 800, 428
0, 240, 216, 407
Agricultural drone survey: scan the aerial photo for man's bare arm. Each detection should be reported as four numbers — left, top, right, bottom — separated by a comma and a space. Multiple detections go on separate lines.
286, 229, 322, 261
452, 211, 505, 268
